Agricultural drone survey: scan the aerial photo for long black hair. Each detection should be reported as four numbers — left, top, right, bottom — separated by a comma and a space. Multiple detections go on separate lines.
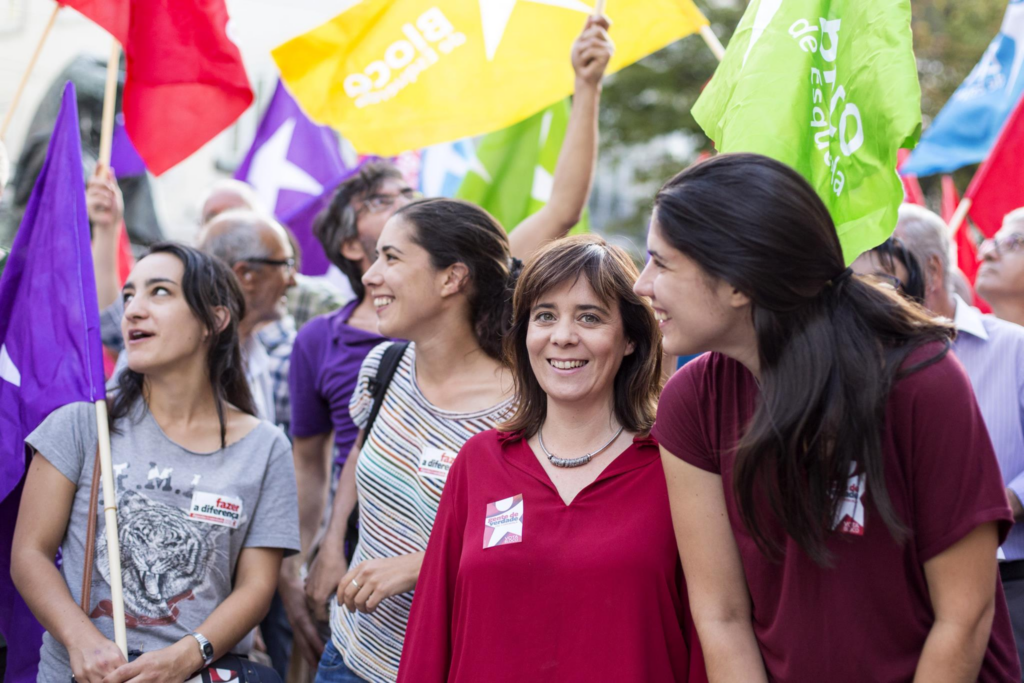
395, 198, 523, 361
109, 242, 255, 448
654, 153, 954, 565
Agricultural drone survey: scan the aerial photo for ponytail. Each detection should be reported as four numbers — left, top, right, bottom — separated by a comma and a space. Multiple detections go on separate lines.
397, 199, 519, 362
655, 154, 954, 566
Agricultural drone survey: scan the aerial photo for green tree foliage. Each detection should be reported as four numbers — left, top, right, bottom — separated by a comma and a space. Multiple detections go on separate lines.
598, 0, 1007, 240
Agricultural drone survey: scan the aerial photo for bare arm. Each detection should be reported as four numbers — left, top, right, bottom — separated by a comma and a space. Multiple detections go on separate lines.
507, 16, 613, 261
12, 454, 127, 682
279, 432, 333, 663
87, 165, 124, 310
305, 431, 363, 622
105, 546, 283, 682
913, 523, 1001, 682
293, 432, 334, 554
661, 447, 768, 683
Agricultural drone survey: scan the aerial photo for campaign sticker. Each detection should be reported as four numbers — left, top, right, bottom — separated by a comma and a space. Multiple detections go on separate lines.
189, 491, 243, 529
483, 494, 524, 549
833, 465, 866, 536
418, 446, 456, 480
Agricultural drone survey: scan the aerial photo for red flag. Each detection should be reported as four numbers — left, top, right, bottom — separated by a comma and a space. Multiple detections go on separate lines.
943, 176, 992, 312
57, 0, 128, 43
897, 148, 925, 206
59, 0, 252, 176
116, 221, 135, 285
966, 95, 1024, 238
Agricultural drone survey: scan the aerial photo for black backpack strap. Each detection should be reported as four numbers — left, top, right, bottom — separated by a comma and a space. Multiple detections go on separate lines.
364, 341, 409, 439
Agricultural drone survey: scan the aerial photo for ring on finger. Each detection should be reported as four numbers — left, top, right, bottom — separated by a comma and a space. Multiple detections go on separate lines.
351, 579, 360, 589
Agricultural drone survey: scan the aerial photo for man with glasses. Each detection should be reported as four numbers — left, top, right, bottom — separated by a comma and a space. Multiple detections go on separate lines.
199, 209, 298, 425
977, 208, 1024, 328
895, 203, 1024, 666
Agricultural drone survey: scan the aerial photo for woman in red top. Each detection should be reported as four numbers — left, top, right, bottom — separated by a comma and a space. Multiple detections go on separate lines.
399, 235, 706, 683
636, 153, 1020, 682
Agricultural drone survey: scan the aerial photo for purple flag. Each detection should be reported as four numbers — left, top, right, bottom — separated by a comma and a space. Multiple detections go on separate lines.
110, 113, 147, 178
0, 82, 107, 682
235, 80, 352, 275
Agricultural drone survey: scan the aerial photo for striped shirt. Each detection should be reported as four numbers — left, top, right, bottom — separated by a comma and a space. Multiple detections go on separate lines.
952, 295, 1024, 560
330, 342, 515, 682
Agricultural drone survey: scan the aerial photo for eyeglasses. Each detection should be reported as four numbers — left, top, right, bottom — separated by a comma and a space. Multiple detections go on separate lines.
356, 188, 420, 216
244, 257, 296, 273
979, 233, 1024, 259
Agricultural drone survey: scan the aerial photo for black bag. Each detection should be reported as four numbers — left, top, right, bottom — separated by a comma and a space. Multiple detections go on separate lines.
344, 341, 410, 563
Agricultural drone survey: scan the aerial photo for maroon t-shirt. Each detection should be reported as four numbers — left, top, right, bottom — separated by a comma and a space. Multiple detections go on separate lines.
652, 348, 1020, 682
399, 429, 707, 683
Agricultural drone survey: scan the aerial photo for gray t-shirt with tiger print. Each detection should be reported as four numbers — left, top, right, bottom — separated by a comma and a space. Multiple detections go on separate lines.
26, 401, 299, 682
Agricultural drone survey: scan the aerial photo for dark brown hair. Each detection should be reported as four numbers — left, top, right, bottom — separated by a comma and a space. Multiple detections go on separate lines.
109, 242, 255, 448
396, 198, 521, 361
501, 235, 663, 437
314, 160, 403, 300
654, 153, 954, 566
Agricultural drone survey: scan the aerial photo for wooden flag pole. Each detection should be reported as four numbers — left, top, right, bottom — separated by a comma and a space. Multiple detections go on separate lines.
700, 24, 726, 62
94, 400, 128, 658
98, 38, 121, 167
947, 197, 974, 237
594, 0, 606, 15
0, 3, 61, 140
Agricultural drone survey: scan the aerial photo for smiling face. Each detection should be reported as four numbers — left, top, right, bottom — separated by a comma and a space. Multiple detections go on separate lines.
526, 277, 634, 407
634, 213, 752, 358
121, 253, 209, 375
361, 213, 453, 340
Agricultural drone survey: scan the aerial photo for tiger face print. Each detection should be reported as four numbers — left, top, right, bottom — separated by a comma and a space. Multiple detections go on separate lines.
95, 490, 225, 619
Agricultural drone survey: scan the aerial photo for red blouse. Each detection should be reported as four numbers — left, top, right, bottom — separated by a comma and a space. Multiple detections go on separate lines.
398, 429, 707, 683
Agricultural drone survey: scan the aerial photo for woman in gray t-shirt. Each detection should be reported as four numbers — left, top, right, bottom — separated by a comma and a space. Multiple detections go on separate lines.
12, 243, 299, 683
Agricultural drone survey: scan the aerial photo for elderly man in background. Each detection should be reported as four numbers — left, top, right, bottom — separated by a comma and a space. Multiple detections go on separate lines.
977, 208, 1024, 329
895, 203, 1024, 666
199, 179, 350, 327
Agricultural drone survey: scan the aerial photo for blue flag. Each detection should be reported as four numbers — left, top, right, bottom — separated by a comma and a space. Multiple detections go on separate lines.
0, 82, 106, 682
903, 0, 1024, 176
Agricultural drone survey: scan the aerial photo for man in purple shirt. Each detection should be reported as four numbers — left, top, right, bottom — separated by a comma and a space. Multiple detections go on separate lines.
896, 203, 1024, 665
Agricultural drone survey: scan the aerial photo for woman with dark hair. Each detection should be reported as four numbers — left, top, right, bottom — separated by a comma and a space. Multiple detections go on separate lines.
635, 153, 1020, 682
12, 243, 299, 682
851, 236, 925, 303
293, 16, 614, 664
398, 235, 706, 682
312, 199, 524, 683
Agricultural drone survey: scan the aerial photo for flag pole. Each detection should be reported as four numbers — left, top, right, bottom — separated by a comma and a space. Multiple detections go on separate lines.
594, 0, 606, 15
700, 24, 726, 62
94, 399, 128, 657
947, 197, 974, 237
0, 3, 61, 140
98, 38, 121, 167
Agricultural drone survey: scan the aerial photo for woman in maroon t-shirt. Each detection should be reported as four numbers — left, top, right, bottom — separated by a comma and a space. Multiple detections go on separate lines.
635, 153, 1021, 682
399, 236, 707, 683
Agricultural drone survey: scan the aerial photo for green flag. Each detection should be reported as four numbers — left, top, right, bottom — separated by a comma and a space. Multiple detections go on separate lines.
457, 99, 588, 235
693, 0, 921, 264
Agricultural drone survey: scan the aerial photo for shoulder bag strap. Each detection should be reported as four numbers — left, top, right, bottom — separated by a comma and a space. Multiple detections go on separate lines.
364, 341, 409, 439
81, 446, 101, 612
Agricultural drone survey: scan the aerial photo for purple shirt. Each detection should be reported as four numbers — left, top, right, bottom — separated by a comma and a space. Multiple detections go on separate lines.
952, 295, 1024, 560
289, 299, 386, 465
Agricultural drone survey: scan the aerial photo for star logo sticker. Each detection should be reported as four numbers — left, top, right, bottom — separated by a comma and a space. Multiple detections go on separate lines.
247, 118, 324, 214
479, 0, 594, 61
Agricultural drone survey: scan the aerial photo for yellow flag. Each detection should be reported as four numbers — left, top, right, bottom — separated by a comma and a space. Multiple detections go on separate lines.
272, 0, 707, 155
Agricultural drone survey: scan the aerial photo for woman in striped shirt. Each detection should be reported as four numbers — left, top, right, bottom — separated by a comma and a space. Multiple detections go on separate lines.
311, 199, 523, 682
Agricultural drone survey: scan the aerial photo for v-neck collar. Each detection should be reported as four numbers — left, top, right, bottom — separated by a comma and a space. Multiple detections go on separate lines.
497, 430, 659, 506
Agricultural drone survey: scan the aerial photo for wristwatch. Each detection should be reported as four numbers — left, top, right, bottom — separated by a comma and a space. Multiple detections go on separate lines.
190, 632, 215, 668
